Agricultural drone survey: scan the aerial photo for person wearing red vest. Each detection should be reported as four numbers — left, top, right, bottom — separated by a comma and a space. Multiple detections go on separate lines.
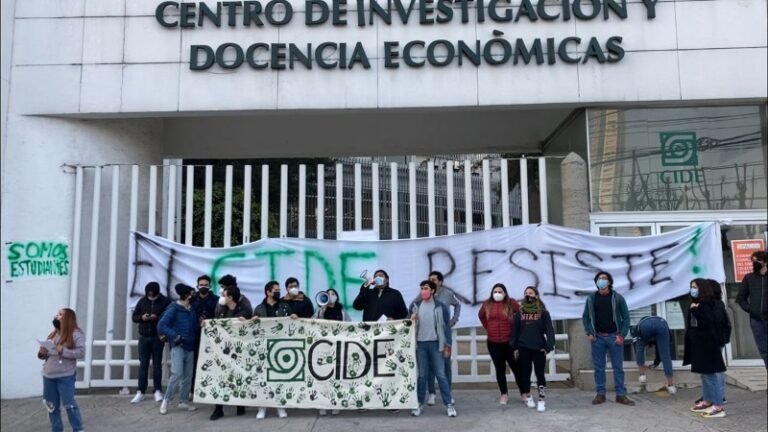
478, 283, 522, 406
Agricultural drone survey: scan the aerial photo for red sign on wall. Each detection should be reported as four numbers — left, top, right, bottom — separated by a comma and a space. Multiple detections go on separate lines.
731, 239, 765, 282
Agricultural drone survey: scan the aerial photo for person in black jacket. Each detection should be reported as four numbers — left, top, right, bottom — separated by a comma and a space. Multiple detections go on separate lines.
130, 282, 170, 404
353, 269, 408, 321
511, 286, 555, 413
282, 277, 314, 318
736, 251, 768, 369
190, 275, 218, 395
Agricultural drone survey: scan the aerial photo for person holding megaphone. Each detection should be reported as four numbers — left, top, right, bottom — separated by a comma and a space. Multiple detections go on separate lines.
314, 288, 350, 322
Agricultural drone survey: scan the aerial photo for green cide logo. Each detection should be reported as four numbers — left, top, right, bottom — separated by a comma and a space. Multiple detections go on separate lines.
659, 132, 702, 184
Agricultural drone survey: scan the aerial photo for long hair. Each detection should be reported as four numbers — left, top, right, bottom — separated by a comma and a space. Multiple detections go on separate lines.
691, 278, 714, 303
482, 283, 516, 320
523, 286, 547, 311
47, 308, 79, 349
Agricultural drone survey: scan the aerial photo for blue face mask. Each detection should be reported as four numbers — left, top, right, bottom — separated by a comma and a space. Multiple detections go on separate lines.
690, 287, 699, 298
374, 276, 385, 287
596, 279, 609, 290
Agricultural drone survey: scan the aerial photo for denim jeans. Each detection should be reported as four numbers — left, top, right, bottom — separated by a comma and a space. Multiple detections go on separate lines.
164, 346, 194, 403
43, 374, 83, 432
137, 336, 165, 393
416, 341, 452, 406
635, 319, 673, 378
750, 318, 768, 369
591, 333, 626, 396
427, 356, 452, 395
701, 373, 724, 405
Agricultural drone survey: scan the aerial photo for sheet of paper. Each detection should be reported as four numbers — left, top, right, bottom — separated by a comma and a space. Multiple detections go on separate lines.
37, 339, 56, 351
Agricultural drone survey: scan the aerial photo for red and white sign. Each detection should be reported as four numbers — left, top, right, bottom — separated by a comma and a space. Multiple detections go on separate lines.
731, 239, 765, 282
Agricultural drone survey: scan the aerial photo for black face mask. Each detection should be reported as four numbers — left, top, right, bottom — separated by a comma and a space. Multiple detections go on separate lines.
272, 292, 281, 301
198, 287, 210, 296
52, 318, 61, 329
754, 262, 764, 273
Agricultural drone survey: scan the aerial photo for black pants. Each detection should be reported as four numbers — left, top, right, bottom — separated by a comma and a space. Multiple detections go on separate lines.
191, 336, 201, 393
518, 347, 547, 395
487, 341, 522, 395
138, 336, 164, 393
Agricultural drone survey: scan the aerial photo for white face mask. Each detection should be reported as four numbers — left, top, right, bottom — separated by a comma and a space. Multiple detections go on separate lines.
492, 293, 505, 302
328, 294, 338, 304
288, 288, 300, 296
218, 296, 227, 306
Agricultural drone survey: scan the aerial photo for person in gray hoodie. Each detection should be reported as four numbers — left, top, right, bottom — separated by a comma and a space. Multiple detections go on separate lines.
38, 307, 86, 432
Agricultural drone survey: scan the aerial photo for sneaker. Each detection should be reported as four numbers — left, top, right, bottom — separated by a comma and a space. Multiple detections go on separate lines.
690, 401, 713, 413
592, 394, 606, 405
389, 409, 401, 413
615, 395, 635, 406
236, 406, 245, 416
499, 394, 509, 405
525, 395, 535, 408
667, 385, 677, 395
154, 390, 164, 402
446, 404, 457, 417
638, 374, 647, 384
319, 409, 327, 416
130, 391, 144, 404
722, 399, 728, 405
210, 407, 224, 421
701, 407, 726, 418
537, 400, 546, 412
178, 402, 196, 411
427, 393, 436, 406
277, 408, 288, 418
411, 406, 422, 417
159, 399, 168, 415
331, 410, 339, 415
256, 408, 266, 419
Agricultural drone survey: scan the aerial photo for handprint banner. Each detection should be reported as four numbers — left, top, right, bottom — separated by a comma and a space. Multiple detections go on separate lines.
193, 318, 419, 409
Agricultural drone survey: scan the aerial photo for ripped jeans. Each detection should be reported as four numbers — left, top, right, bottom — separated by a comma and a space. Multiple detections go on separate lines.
43, 374, 83, 432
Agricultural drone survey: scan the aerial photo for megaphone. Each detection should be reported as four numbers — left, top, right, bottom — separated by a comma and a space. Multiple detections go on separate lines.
316, 291, 330, 307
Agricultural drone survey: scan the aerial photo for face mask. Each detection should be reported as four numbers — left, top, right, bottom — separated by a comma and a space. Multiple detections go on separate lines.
754, 262, 765, 273
596, 279, 609, 290
147, 293, 159, 301
328, 294, 338, 304
198, 287, 210, 296
218, 296, 227, 306
690, 288, 699, 298
52, 318, 61, 329
492, 293, 504, 302
288, 288, 300, 296
374, 276, 385, 287
420, 290, 431, 300
272, 292, 281, 301
525, 296, 536, 303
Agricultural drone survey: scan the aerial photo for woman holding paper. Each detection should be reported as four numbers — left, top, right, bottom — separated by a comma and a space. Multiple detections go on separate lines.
37, 308, 86, 432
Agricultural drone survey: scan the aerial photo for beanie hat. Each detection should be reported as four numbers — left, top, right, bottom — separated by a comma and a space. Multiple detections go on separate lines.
175, 283, 194, 298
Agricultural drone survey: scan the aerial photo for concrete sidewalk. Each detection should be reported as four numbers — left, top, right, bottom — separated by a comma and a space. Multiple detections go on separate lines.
2, 386, 766, 432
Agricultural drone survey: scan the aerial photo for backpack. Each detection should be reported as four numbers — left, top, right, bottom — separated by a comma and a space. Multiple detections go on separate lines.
713, 302, 732, 347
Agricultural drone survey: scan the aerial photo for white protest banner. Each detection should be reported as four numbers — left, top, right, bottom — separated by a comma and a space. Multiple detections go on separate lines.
128, 223, 725, 325
193, 318, 418, 409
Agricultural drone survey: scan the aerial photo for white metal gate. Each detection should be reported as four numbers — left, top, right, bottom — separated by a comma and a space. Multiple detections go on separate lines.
68, 157, 570, 391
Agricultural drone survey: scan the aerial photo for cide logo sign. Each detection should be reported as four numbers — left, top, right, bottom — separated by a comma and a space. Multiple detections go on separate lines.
658, 132, 702, 184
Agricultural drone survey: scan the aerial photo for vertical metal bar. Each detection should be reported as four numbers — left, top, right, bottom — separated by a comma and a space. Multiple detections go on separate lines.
184, 166, 194, 245
469, 327, 478, 376
336, 163, 343, 236
166, 165, 177, 241
204, 165, 213, 247
104, 166, 120, 380
243, 165, 252, 244
464, 160, 472, 233
280, 164, 288, 237
520, 158, 530, 225
501, 159, 510, 228
409, 161, 417, 239
372, 163, 380, 237
317, 164, 325, 239
69, 167, 83, 309
482, 159, 492, 230
390, 163, 399, 240
538, 157, 549, 224
83, 167, 102, 386
261, 165, 269, 239
175, 163, 183, 242
224, 165, 233, 247
354, 163, 362, 231
148, 166, 157, 235
446, 163, 454, 236
298, 164, 306, 238
427, 160, 435, 237
122, 165, 139, 389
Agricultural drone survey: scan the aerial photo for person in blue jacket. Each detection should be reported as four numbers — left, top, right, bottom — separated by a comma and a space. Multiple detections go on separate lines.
158, 283, 199, 415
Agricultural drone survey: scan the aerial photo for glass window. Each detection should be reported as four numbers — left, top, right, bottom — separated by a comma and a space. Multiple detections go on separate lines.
589, 106, 767, 212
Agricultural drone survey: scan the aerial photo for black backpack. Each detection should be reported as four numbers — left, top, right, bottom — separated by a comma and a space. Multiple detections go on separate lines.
713, 302, 732, 347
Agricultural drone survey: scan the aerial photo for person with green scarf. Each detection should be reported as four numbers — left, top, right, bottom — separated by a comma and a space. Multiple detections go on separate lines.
511, 286, 555, 412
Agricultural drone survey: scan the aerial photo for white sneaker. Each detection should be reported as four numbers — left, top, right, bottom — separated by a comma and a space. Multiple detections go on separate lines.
525, 396, 535, 408
277, 408, 288, 418
256, 408, 266, 419
638, 374, 647, 384
411, 406, 422, 416
154, 390, 164, 402
178, 402, 196, 411
537, 400, 546, 412
130, 391, 144, 404
159, 399, 168, 415
319, 409, 327, 416
427, 393, 436, 406
446, 404, 457, 417
667, 385, 677, 395
331, 410, 339, 415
